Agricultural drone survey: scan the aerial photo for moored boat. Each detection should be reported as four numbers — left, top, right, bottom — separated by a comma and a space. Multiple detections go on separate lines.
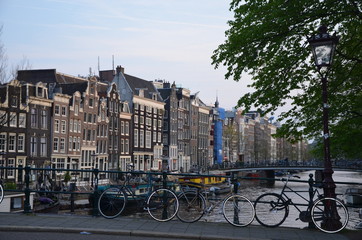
209, 185, 232, 195
345, 188, 362, 206
178, 175, 227, 185
245, 172, 261, 180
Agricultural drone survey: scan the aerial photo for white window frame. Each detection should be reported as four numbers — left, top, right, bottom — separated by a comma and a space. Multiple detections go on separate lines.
69, 137, 73, 151
146, 131, 151, 148
40, 137, 47, 157
54, 105, 60, 115
41, 110, 47, 129
9, 112, 17, 127
69, 120, 73, 132
125, 122, 129, 135
140, 130, 144, 148
0, 133, 6, 151
134, 129, 138, 147
121, 139, 124, 154
53, 137, 59, 152
61, 106, 67, 116
125, 139, 129, 154
31, 136, 37, 156
19, 113, 26, 128
61, 120, 66, 134
17, 134, 25, 152
54, 120, 60, 133
31, 108, 37, 128
60, 138, 65, 153
8, 134, 16, 152
7, 158, 15, 178
121, 121, 124, 135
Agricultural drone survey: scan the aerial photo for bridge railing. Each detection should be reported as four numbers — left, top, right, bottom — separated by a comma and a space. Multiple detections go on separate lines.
208, 159, 362, 170
1, 166, 361, 215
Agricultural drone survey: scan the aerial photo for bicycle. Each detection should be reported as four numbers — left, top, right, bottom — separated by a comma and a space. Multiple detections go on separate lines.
98, 170, 179, 222
253, 173, 349, 233
176, 176, 255, 227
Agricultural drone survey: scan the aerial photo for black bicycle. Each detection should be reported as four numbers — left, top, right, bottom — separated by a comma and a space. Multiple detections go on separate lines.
98, 170, 179, 222
254, 174, 349, 233
176, 179, 255, 227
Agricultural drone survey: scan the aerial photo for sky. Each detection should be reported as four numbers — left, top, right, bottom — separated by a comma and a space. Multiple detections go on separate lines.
0, 0, 257, 111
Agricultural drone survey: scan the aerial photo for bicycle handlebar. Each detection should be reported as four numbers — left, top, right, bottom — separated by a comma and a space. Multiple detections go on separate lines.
281, 175, 300, 182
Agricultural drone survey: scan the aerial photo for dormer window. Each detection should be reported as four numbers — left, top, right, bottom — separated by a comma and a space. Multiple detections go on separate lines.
10, 96, 18, 107
139, 89, 144, 97
152, 93, 157, 100
37, 87, 43, 97
90, 84, 95, 95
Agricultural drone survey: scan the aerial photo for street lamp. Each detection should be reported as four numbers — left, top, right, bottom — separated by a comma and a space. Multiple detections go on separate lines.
308, 25, 340, 230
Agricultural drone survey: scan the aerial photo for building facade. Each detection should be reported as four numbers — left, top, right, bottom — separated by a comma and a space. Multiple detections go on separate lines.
112, 66, 164, 171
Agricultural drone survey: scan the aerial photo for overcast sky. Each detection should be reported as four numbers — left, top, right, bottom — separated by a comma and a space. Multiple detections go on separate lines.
0, 0, 259, 111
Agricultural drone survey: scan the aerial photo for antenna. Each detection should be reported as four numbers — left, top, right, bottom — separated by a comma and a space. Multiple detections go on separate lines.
112, 55, 114, 71
98, 56, 100, 72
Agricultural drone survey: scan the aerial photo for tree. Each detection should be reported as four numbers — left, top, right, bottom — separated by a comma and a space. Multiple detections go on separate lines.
0, 25, 32, 84
212, 0, 362, 159
0, 25, 8, 84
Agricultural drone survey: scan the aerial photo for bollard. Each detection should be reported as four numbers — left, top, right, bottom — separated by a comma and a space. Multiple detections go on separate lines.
23, 166, 32, 214
162, 171, 168, 220
69, 182, 76, 213
92, 168, 99, 216
162, 171, 167, 189
308, 174, 315, 229
231, 172, 240, 225
231, 172, 238, 194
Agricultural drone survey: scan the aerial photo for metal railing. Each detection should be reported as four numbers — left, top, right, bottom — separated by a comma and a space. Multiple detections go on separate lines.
1, 166, 361, 215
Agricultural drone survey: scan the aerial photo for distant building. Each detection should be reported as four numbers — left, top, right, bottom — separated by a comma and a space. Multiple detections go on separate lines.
112, 66, 164, 171
176, 86, 191, 172
190, 92, 211, 171
211, 98, 225, 165
157, 81, 179, 171
0, 79, 28, 182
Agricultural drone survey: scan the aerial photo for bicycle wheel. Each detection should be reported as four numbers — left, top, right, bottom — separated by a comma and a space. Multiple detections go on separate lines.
0, 184, 3, 204
147, 188, 179, 222
223, 194, 255, 227
177, 191, 206, 223
254, 193, 288, 227
311, 197, 349, 233
98, 187, 127, 219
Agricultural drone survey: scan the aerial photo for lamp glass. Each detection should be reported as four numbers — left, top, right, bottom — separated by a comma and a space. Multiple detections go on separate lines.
313, 44, 333, 66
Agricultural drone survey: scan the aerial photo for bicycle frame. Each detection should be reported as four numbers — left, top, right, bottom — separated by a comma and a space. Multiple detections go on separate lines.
278, 176, 321, 216
179, 180, 234, 213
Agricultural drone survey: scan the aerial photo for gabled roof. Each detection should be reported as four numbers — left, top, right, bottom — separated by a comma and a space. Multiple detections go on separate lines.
97, 82, 109, 98
124, 73, 163, 102
56, 72, 87, 84
17, 69, 57, 84
59, 82, 88, 96
17, 69, 87, 85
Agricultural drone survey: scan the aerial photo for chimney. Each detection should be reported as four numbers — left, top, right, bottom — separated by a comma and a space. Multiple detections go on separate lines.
116, 65, 124, 75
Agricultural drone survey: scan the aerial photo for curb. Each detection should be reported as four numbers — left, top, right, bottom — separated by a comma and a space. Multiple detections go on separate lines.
0, 225, 269, 240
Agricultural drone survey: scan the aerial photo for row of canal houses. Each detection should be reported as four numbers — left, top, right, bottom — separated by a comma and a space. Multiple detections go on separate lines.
0, 65, 218, 185
0, 65, 308, 186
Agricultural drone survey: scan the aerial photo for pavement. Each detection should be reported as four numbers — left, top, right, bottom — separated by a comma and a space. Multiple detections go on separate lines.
0, 212, 361, 240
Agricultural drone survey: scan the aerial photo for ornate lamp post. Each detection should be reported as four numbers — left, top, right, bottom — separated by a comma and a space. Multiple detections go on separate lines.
308, 25, 340, 230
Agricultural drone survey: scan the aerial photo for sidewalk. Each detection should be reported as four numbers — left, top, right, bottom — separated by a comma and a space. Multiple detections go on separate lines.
0, 213, 360, 240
